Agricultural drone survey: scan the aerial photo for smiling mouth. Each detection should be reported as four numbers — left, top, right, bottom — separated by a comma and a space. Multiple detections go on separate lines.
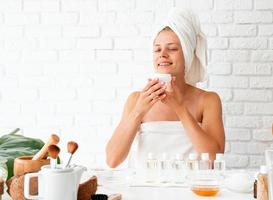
158, 62, 173, 67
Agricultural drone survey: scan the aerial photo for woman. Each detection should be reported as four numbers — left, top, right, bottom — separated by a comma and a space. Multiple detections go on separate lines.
106, 8, 225, 168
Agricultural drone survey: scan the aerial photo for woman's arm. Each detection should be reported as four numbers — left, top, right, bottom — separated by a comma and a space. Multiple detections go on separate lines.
161, 77, 225, 159
176, 92, 225, 159
106, 92, 142, 168
106, 79, 166, 168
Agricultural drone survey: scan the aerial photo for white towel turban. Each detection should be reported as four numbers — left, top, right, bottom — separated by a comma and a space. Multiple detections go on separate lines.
152, 8, 207, 85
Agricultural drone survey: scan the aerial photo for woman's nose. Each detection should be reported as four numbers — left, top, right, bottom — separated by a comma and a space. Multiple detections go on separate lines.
159, 49, 168, 58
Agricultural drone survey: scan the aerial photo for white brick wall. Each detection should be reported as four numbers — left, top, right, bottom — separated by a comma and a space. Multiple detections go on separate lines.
0, 0, 272, 169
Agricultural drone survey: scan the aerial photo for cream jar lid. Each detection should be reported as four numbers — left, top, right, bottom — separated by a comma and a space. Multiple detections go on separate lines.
151, 73, 172, 83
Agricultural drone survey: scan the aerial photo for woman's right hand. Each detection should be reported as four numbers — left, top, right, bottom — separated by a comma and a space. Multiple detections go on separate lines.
132, 79, 166, 117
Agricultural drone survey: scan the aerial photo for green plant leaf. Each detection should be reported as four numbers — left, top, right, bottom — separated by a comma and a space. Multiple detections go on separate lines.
0, 129, 44, 179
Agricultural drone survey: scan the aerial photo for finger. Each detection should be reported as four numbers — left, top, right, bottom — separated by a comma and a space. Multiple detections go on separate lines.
148, 92, 158, 100
171, 76, 176, 87
142, 78, 159, 92
149, 96, 160, 105
147, 87, 164, 101
159, 93, 166, 100
145, 82, 165, 95
158, 94, 167, 104
149, 87, 165, 101
141, 90, 155, 102
153, 87, 165, 97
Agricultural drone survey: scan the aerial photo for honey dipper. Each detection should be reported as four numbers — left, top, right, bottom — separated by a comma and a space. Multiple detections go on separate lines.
48, 144, 60, 169
32, 134, 60, 160
65, 141, 78, 168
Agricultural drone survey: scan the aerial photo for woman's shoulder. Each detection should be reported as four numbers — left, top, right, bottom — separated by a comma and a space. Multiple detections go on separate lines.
189, 88, 222, 118
202, 90, 221, 104
189, 86, 221, 103
128, 91, 140, 101
123, 91, 140, 110
188, 86, 221, 110
197, 89, 222, 112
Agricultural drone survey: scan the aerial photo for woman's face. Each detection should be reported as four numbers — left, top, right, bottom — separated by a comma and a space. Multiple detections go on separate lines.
153, 29, 185, 77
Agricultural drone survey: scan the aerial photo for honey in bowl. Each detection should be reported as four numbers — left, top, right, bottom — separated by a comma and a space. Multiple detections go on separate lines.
191, 185, 220, 196
189, 170, 221, 197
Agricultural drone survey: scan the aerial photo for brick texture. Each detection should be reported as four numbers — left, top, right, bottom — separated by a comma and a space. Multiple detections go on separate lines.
0, 0, 272, 169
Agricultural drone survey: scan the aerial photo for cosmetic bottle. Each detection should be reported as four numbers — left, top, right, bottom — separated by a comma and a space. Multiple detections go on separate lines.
253, 172, 258, 199
257, 165, 268, 200
145, 152, 158, 183
173, 153, 186, 183
186, 153, 199, 171
159, 153, 172, 183
214, 153, 225, 172
199, 153, 212, 170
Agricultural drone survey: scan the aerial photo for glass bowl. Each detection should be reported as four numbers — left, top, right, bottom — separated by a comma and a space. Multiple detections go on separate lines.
188, 170, 222, 197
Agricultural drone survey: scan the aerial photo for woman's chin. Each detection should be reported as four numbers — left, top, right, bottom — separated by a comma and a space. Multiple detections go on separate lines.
156, 69, 173, 74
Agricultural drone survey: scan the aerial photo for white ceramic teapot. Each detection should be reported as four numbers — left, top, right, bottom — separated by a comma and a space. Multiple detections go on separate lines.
24, 165, 86, 200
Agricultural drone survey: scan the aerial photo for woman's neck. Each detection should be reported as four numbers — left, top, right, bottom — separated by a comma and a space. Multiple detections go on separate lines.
174, 77, 190, 95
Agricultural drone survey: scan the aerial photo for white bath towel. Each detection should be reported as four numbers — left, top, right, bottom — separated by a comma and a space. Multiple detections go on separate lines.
135, 121, 194, 168
152, 8, 207, 85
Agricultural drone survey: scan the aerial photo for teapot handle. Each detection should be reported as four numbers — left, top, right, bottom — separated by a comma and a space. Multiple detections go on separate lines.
24, 172, 42, 200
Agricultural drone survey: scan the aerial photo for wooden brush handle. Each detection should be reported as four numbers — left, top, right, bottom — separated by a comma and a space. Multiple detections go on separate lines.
108, 194, 122, 200
32, 134, 60, 160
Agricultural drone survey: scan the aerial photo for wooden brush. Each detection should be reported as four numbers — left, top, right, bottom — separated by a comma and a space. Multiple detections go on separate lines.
32, 134, 60, 160
48, 144, 60, 169
65, 141, 78, 168
108, 194, 122, 200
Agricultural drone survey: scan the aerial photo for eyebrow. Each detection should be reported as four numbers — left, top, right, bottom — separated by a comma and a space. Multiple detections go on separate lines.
154, 43, 179, 46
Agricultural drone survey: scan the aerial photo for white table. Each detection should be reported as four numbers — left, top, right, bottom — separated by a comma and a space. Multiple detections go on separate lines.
1, 168, 255, 200
1, 184, 253, 200
95, 169, 255, 200
98, 186, 253, 200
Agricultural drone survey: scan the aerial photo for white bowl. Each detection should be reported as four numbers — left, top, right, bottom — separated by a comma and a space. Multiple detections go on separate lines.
224, 172, 253, 193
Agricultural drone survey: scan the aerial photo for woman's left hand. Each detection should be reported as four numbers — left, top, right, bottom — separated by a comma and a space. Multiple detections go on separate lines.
160, 76, 184, 110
